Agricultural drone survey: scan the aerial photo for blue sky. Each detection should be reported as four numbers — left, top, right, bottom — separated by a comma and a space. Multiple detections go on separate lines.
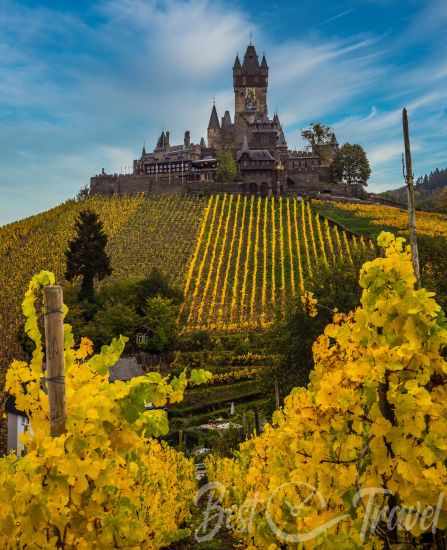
1, 0, 446, 225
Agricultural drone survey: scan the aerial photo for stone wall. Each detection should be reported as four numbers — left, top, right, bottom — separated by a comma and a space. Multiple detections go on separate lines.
90, 174, 186, 196
90, 173, 364, 199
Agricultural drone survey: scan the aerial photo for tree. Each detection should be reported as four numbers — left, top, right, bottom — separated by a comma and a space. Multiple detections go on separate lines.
84, 303, 140, 350
135, 268, 184, 310
76, 185, 90, 201
333, 142, 371, 185
65, 210, 112, 301
139, 296, 179, 353
215, 150, 238, 183
301, 122, 334, 146
265, 258, 367, 409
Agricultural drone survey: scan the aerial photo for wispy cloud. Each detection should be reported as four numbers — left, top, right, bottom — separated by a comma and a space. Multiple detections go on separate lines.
319, 8, 354, 26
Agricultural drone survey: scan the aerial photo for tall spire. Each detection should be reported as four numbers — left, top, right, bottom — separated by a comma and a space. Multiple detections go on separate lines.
242, 43, 260, 74
208, 103, 220, 130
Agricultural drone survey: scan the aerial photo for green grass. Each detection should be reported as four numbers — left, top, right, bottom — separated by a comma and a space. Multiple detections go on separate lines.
313, 202, 396, 238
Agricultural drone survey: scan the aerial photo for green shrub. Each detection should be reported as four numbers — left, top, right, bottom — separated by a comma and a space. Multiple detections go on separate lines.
138, 296, 179, 354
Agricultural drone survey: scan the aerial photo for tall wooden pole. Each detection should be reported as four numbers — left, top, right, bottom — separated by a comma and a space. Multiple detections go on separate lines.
274, 377, 280, 409
402, 108, 421, 287
43, 286, 66, 437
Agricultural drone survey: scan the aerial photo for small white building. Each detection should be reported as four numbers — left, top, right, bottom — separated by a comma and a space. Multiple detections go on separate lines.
6, 397, 29, 456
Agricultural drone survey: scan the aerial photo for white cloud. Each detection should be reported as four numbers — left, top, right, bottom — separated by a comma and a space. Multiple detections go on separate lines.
1, 0, 447, 222
101, 0, 253, 79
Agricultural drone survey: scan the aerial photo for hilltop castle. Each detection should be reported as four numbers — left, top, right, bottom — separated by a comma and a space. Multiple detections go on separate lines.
90, 43, 360, 197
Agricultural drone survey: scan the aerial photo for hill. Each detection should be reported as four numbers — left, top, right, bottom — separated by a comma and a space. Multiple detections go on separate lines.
0, 195, 207, 372
314, 199, 447, 239
4, 193, 447, 375
0, 195, 366, 362
4, 193, 447, 450
0, 193, 368, 433
381, 167, 447, 211
181, 194, 370, 331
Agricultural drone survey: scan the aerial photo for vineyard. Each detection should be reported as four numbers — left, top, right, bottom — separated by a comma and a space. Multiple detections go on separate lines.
0, 195, 207, 373
2, 195, 447, 547
3, 193, 447, 371
315, 199, 447, 238
181, 194, 372, 331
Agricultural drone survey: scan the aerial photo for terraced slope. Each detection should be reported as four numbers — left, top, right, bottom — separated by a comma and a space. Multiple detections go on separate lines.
169, 348, 274, 435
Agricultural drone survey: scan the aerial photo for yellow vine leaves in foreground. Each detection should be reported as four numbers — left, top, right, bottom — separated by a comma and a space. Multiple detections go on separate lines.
0, 271, 211, 549
207, 232, 447, 548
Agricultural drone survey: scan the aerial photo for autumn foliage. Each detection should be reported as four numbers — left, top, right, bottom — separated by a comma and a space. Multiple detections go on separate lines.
207, 232, 447, 548
0, 271, 211, 549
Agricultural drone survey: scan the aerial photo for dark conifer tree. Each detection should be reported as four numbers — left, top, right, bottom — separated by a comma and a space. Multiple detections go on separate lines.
65, 210, 112, 301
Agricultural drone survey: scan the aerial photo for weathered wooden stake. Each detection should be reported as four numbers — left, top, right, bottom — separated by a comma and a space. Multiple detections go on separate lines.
43, 285, 66, 437
274, 377, 280, 409
402, 108, 421, 287
254, 408, 261, 436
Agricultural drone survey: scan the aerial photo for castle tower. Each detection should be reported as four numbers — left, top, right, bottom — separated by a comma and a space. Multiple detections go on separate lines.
207, 103, 221, 149
233, 44, 268, 124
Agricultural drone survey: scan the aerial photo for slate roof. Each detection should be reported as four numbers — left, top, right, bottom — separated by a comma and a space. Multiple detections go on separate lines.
242, 44, 260, 74
208, 104, 220, 130
109, 357, 144, 382
237, 149, 275, 162
233, 54, 241, 70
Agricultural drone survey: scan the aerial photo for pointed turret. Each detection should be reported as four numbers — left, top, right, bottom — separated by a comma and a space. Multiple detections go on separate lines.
242, 44, 260, 74
261, 54, 268, 70
184, 130, 191, 147
233, 54, 241, 72
273, 113, 279, 125
200, 137, 206, 148
278, 129, 287, 146
141, 143, 146, 157
222, 110, 232, 129
156, 131, 165, 150
208, 104, 220, 130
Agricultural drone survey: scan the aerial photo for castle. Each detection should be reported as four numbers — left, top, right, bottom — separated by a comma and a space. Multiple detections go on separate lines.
90, 43, 361, 197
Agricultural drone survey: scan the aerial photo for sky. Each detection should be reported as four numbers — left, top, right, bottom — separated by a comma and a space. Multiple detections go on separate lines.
0, 0, 446, 225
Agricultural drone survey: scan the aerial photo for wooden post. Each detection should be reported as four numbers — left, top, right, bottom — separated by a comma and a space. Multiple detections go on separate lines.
402, 108, 421, 287
274, 377, 280, 409
254, 408, 261, 436
43, 285, 66, 437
